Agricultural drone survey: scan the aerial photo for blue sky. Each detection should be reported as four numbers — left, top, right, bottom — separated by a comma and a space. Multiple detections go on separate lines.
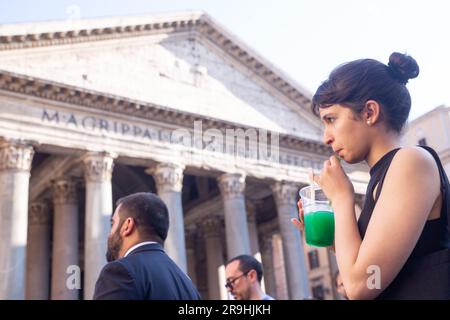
1, 0, 449, 120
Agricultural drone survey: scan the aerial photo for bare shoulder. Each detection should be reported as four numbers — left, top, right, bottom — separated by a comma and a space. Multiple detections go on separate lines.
393, 147, 438, 173
388, 146, 440, 191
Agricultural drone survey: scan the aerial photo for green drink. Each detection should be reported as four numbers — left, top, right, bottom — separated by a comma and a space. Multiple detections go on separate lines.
304, 210, 334, 247
299, 185, 335, 247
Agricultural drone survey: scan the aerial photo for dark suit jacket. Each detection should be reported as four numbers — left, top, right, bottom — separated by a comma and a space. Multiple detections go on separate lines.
93, 243, 201, 300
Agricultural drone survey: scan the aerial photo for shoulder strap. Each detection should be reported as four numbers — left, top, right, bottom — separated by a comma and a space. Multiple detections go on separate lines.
374, 148, 401, 202
420, 146, 450, 230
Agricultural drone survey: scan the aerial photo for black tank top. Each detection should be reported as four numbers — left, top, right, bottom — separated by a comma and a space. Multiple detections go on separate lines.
357, 146, 450, 299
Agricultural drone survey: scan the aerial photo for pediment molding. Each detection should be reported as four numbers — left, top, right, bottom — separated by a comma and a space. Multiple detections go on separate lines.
0, 12, 313, 118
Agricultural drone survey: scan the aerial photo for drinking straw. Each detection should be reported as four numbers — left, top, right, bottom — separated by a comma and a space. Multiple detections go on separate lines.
309, 168, 315, 203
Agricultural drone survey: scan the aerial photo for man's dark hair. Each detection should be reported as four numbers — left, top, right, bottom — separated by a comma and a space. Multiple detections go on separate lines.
226, 254, 263, 283
116, 192, 169, 243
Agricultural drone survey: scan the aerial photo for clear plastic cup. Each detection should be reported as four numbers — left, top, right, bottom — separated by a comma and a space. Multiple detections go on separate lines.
299, 185, 334, 247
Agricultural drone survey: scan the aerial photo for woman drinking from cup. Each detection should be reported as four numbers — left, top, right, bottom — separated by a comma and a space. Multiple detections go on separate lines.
292, 52, 450, 299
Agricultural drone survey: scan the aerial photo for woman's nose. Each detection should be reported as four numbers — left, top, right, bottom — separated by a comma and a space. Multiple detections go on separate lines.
323, 130, 333, 145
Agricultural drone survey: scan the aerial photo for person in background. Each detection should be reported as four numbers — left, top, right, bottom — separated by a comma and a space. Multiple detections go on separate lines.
225, 254, 274, 300
93, 192, 201, 300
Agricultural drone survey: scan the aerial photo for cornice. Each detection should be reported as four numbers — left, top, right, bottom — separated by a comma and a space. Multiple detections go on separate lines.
0, 17, 199, 50
0, 70, 331, 155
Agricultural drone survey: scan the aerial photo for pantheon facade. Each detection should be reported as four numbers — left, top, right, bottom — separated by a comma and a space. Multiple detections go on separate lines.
0, 12, 368, 300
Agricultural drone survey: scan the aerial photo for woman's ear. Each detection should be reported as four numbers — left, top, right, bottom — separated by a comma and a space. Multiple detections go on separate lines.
364, 100, 381, 126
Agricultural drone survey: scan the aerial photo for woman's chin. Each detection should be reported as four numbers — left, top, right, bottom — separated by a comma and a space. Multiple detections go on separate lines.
338, 153, 351, 164
345, 154, 365, 164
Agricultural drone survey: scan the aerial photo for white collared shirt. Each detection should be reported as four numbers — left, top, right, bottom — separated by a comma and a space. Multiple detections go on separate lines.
123, 241, 158, 257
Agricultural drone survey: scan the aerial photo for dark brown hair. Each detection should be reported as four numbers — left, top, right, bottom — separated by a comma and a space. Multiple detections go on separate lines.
116, 192, 169, 243
226, 254, 264, 283
312, 52, 419, 133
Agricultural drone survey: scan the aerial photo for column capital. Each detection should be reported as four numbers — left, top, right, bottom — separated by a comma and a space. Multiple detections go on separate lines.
201, 217, 223, 238
83, 152, 115, 183
147, 163, 185, 193
271, 181, 300, 207
217, 173, 246, 200
29, 201, 51, 225
52, 178, 78, 205
0, 140, 34, 172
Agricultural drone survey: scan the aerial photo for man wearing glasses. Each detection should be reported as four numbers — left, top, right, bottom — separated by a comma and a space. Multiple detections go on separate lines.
224, 254, 274, 300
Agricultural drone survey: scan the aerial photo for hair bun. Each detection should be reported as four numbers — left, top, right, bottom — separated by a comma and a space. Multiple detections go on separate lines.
388, 52, 419, 84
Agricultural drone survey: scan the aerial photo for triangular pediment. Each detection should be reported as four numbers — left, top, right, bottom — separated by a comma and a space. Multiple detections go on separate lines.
0, 12, 322, 141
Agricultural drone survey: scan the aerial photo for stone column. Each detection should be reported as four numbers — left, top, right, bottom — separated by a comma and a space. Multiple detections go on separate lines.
0, 140, 34, 299
246, 202, 261, 256
148, 163, 187, 272
246, 202, 265, 290
217, 173, 251, 259
83, 152, 114, 300
272, 233, 289, 299
26, 201, 51, 300
272, 181, 310, 300
185, 226, 198, 285
259, 234, 277, 298
51, 178, 79, 300
202, 218, 225, 300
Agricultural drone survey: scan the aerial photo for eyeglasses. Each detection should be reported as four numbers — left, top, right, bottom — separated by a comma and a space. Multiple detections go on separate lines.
224, 270, 250, 290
